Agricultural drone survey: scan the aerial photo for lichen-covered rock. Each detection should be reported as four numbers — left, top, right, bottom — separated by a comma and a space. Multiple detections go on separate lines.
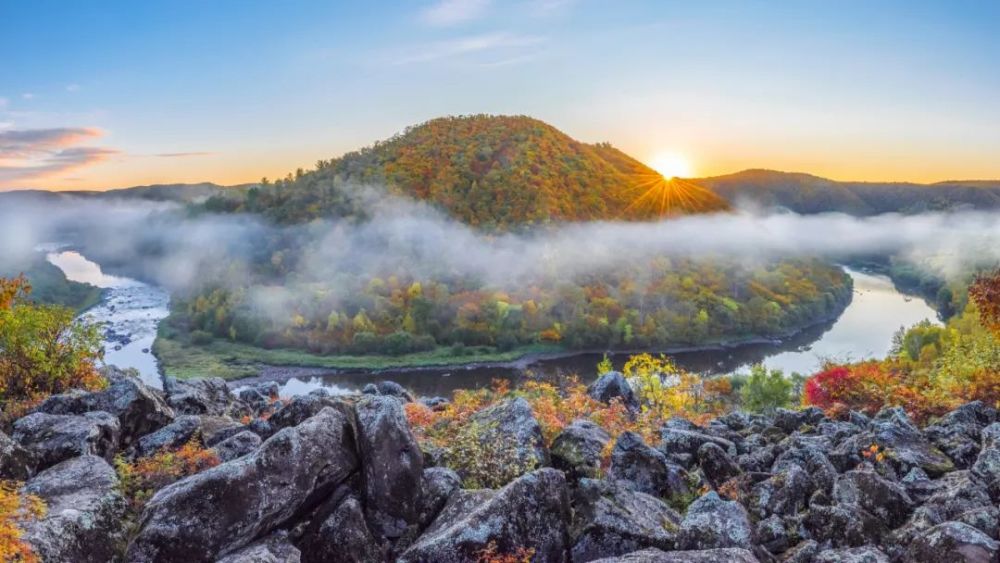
588, 547, 760, 562
165, 376, 249, 417
22, 455, 127, 563
755, 514, 789, 554
298, 495, 385, 563
804, 504, 888, 548
362, 380, 415, 403
0, 429, 36, 479
832, 466, 915, 528
814, 546, 890, 563
262, 394, 339, 432
570, 478, 682, 562
35, 366, 174, 446
659, 425, 736, 462
468, 397, 549, 471
902, 521, 1000, 563
551, 419, 611, 480
398, 468, 571, 563
773, 407, 825, 434
609, 431, 690, 501
747, 463, 812, 519
355, 395, 424, 538
133, 414, 202, 457
12, 411, 120, 470
414, 466, 462, 529
211, 430, 262, 462
676, 491, 754, 550
972, 447, 1000, 499
215, 531, 301, 563
587, 372, 639, 413
698, 441, 741, 487
126, 407, 358, 562
782, 540, 820, 563
772, 441, 838, 495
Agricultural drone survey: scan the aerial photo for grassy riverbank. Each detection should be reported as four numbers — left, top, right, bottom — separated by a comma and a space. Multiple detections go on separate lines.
153, 333, 563, 380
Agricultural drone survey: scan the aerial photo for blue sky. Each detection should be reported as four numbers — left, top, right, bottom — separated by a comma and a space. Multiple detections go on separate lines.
1, 0, 999, 189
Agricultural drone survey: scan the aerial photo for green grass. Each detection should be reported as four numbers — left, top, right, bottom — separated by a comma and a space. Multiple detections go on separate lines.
153, 333, 563, 380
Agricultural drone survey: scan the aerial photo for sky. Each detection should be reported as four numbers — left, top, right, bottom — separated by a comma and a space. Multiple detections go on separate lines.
1, 0, 999, 190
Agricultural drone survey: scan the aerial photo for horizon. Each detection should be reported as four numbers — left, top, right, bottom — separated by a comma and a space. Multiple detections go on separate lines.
3, 0, 1000, 191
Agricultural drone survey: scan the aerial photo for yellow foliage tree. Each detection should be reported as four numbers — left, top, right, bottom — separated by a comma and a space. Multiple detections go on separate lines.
0, 481, 45, 563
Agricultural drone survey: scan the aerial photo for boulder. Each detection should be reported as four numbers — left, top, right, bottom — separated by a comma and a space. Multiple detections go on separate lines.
267, 394, 342, 433
587, 372, 640, 412
414, 466, 462, 530
22, 455, 127, 563
659, 426, 736, 462
814, 547, 890, 563
211, 430, 262, 462
782, 540, 820, 563
355, 395, 424, 538
0, 429, 36, 479
164, 376, 248, 417
133, 415, 202, 457
773, 407, 825, 433
215, 531, 301, 563
902, 521, 1000, 563
608, 431, 690, 501
972, 447, 1000, 499
832, 466, 914, 528
362, 380, 415, 403
551, 419, 611, 480
755, 514, 789, 554
803, 504, 888, 548
570, 478, 682, 562
12, 411, 120, 470
982, 423, 1000, 449
34, 366, 174, 446
298, 495, 385, 563
588, 548, 760, 562
676, 491, 754, 550
398, 468, 571, 563
698, 442, 741, 488
772, 443, 837, 495
468, 397, 549, 471
747, 463, 812, 519
126, 407, 359, 562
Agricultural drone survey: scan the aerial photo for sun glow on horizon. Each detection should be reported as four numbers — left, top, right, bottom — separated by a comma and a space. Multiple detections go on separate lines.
648, 152, 694, 179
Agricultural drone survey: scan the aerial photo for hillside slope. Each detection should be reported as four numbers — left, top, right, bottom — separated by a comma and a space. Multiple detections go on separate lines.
701, 169, 1000, 214
227, 115, 729, 227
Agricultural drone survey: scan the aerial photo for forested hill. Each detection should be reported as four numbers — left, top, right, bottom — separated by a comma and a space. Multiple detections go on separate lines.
700, 169, 1000, 215
212, 115, 730, 227
0, 182, 237, 204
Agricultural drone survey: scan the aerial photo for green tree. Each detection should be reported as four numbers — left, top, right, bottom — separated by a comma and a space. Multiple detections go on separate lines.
740, 364, 792, 413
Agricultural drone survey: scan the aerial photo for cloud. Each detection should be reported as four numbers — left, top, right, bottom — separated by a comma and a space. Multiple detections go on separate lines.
420, 0, 491, 26
21, 93, 34, 100
0, 97, 7, 109
153, 151, 214, 158
66, 84, 81, 92
0, 127, 116, 184
394, 32, 544, 64
525, 0, 575, 17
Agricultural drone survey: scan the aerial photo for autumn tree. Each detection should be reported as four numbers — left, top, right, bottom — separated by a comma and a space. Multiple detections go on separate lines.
970, 270, 1000, 337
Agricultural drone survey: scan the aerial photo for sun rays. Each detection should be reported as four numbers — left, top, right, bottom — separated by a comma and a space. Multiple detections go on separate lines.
622, 172, 731, 218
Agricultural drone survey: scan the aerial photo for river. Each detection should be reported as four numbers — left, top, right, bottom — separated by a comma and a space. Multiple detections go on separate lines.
46, 250, 938, 398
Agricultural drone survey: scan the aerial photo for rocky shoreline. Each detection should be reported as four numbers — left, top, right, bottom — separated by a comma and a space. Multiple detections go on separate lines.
4, 365, 996, 562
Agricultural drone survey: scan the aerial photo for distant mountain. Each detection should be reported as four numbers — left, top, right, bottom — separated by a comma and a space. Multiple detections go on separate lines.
0, 183, 242, 204
700, 169, 1000, 215
220, 115, 730, 227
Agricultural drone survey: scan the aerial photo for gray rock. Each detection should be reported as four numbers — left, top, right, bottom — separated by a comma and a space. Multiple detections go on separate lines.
772, 442, 837, 495
814, 546, 890, 563
588, 372, 640, 412
0, 429, 36, 479
551, 419, 611, 480
902, 521, 999, 563
35, 366, 174, 447
832, 466, 914, 528
362, 380, 415, 402
22, 455, 127, 563
468, 397, 549, 472
165, 376, 248, 417
298, 495, 385, 563
698, 441, 741, 488
126, 407, 358, 562
983, 423, 1000, 449
660, 426, 736, 461
588, 548, 759, 562
570, 478, 682, 562
773, 407, 825, 433
12, 411, 120, 470
215, 531, 301, 563
972, 447, 1000, 499
804, 504, 888, 548
356, 395, 424, 538
414, 467, 462, 530
134, 414, 202, 457
676, 491, 754, 550
211, 430, 262, 462
398, 468, 571, 563
747, 463, 812, 519
267, 394, 342, 432
609, 431, 690, 501
782, 540, 820, 563
755, 514, 789, 554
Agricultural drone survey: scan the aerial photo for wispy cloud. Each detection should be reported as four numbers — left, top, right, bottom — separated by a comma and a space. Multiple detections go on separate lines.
420, 0, 491, 26
153, 151, 214, 158
0, 127, 117, 184
66, 84, 81, 92
21, 93, 34, 100
394, 32, 544, 65
525, 0, 575, 17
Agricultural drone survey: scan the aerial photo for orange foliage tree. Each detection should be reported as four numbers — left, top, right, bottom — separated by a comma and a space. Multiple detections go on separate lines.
0, 480, 45, 563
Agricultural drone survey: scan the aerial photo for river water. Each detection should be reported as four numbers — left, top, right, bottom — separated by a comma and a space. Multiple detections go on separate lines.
46, 250, 938, 398
46, 250, 170, 389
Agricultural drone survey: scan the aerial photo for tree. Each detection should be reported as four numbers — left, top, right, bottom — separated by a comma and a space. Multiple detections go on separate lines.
970, 270, 1000, 337
739, 364, 793, 413
0, 276, 105, 419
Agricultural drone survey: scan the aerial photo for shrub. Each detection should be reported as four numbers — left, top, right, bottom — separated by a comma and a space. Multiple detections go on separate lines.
0, 276, 105, 422
115, 437, 220, 514
476, 541, 535, 563
443, 421, 537, 489
740, 364, 793, 413
0, 480, 45, 563
189, 330, 214, 346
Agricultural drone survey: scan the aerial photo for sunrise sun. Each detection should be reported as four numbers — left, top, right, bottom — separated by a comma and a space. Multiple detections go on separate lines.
648, 152, 694, 179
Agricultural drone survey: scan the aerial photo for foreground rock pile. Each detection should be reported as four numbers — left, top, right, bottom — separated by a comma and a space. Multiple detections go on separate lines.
3, 368, 1000, 562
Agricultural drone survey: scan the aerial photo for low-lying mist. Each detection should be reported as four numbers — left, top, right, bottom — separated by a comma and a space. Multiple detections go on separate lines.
2, 188, 999, 299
